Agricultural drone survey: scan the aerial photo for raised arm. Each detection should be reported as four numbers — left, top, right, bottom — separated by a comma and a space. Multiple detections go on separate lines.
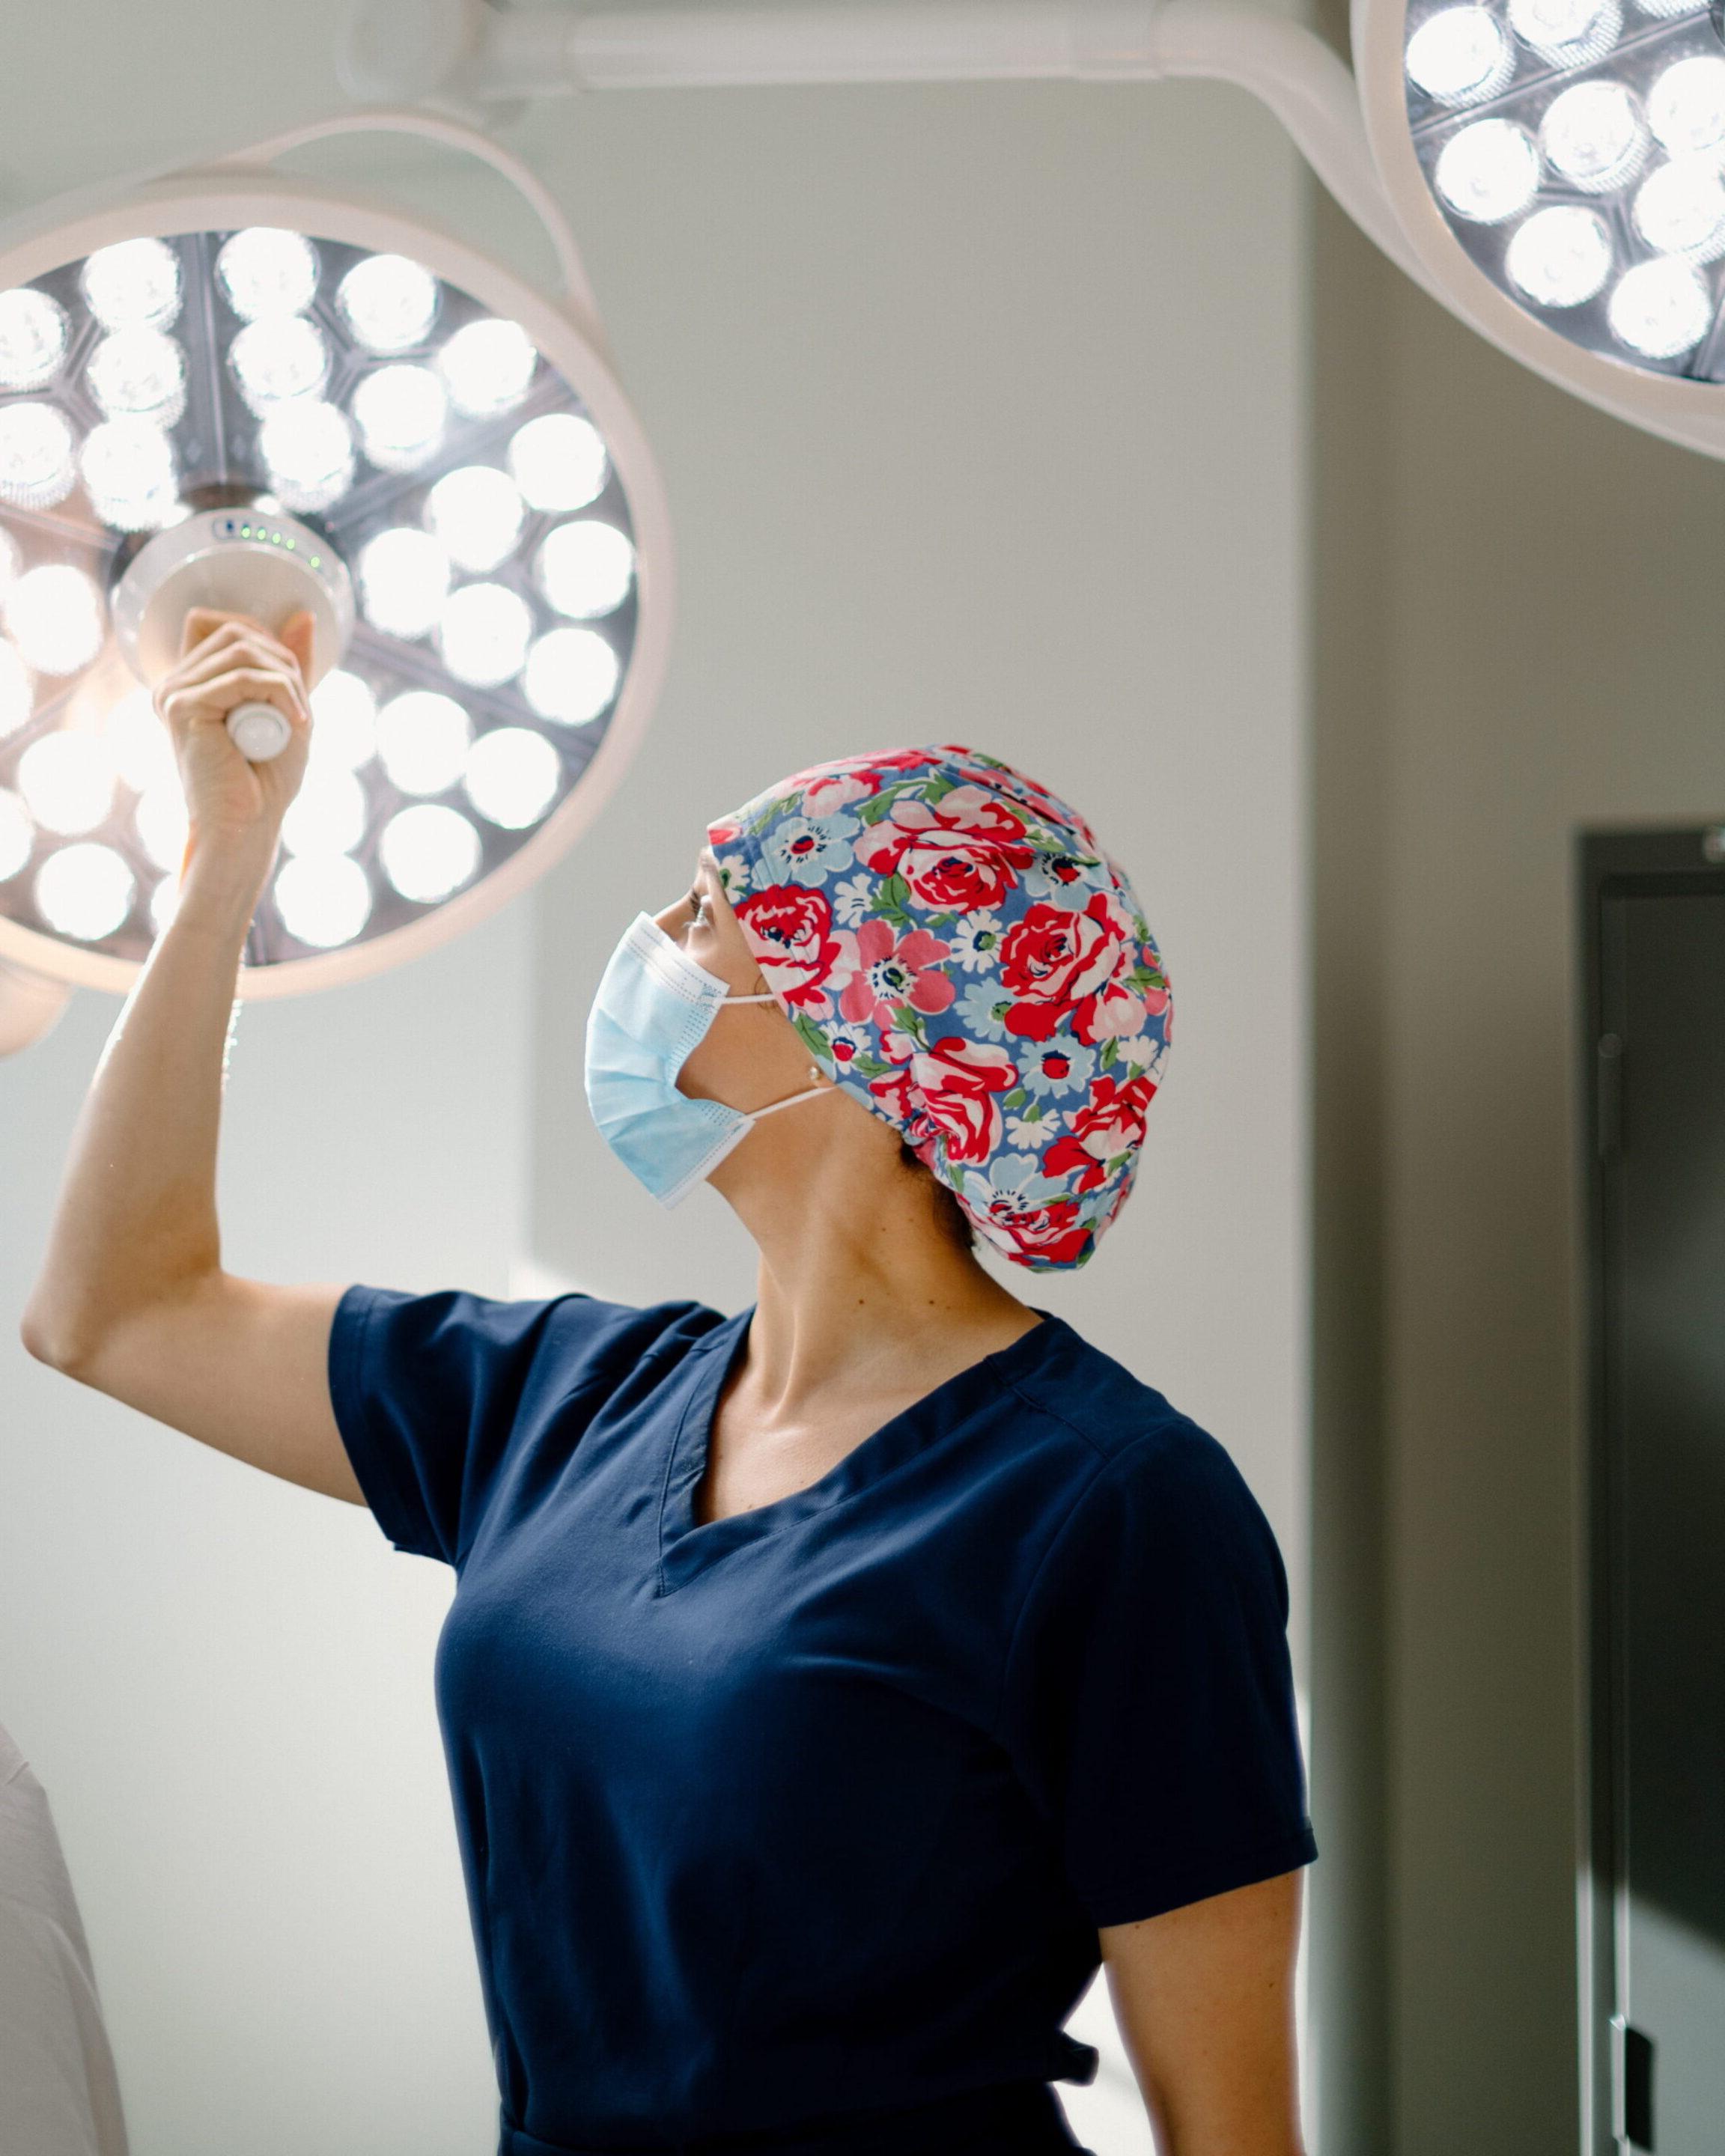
19, 606, 364, 1506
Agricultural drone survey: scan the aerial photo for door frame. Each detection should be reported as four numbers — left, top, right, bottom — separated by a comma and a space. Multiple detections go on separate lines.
1575, 825, 1725, 2155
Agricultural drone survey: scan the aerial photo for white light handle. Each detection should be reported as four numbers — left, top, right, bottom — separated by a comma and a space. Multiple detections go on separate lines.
226, 701, 293, 763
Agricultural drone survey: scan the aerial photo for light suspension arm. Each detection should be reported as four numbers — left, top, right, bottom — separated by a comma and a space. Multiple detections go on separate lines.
340, 0, 1435, 293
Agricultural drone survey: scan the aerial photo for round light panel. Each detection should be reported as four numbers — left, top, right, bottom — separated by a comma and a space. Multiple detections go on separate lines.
1405, 0, 1725, 375
0, 224, 646, 977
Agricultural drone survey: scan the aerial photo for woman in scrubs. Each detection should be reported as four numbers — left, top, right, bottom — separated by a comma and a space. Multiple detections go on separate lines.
23, 612, 1318, 2156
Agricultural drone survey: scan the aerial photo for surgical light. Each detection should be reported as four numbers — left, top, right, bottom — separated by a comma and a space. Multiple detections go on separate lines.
0, 404, 76, 508
258, 399, 356, 511
273, 851, 373, 948
350, 362, 448, 471
1648, 55, 1725, 154
229, 315, 330, 410
536, 520, 636, 618
105, 687, 177, 793
438, 581, 532, 686
35, 843, 133, 940
0, 109, 670, 1058
425, 465, 525, 572
437, 317, 538, 415
508, 412, 608, 511
16, 734, 115, 835
336, 252, 439, 353
358, 526, 450, 638
82, 240, 181, 332
524, 626, 621, 725
1632, 158, 1725, 260
1539, 81, 1646, 192
1405, 7, 1514, 103
376, 688, 472, 794
0, 289, 69, 390
463, 725, 562, 828
1385, 0, 1725, 401
1434, 120, 1540, 222
306, 667, 378, 768
87, 330, 188, 425
6, 566, 103, 674
380, 801, 483, 901
1506, 206, 1613, 305
216, 227, 320, 320
1607, 255, 1712, 354
281, 765, 369, 856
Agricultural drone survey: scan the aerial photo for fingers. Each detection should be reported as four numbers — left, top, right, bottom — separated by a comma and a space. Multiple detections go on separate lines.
155, 637, 308, 732
171, 618, 296, 677
279, 609, 316, 683
180, 606, 260, 658
158, 666, 310, 735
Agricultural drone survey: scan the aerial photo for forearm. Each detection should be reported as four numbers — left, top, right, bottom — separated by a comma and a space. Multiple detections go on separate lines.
21, 850, 270, 1365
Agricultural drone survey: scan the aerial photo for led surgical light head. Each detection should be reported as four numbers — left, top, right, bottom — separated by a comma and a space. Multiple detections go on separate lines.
0, 110, 672, 1054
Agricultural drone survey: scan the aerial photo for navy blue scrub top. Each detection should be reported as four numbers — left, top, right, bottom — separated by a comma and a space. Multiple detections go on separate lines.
328, 1286, 1317, 2155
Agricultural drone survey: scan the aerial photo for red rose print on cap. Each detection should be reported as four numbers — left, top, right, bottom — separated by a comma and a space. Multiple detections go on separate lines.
733, 885, 843, 1012
1044, 1071, 1162, 1193
854, 785, 1036, 911
875, 1038, 1017, 1166
1000, 890, 1146, 1047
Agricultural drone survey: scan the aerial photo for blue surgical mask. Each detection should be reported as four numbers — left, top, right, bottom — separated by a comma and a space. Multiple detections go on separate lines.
585, 911, 828, 1208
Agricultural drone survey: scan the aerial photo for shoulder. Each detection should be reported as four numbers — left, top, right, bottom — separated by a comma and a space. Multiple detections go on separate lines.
1000, 1313, 1238, 1483
995, 1315, 1280, 1571
332, 1281, 732, 1413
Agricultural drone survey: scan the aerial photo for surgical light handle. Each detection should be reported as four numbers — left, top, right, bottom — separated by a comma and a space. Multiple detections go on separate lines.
226, 702, 293, 763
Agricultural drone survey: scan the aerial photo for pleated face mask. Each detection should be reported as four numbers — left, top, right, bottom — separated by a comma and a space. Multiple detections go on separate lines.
585, 911, 827, 1208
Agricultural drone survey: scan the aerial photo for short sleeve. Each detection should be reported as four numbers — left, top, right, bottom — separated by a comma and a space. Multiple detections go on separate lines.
327, 1283, 711, 1566
995, 1422, 1318, 1928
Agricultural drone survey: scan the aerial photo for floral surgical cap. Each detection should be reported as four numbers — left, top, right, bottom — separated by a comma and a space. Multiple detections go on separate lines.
705, 745, 1172, 1270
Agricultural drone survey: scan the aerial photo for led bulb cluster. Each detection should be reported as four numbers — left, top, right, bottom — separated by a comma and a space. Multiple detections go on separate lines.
0, 224, 641, 967
1407, 0, 1725, 370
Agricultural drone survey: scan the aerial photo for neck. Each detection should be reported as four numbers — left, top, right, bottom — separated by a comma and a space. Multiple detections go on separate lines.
712, 1125, 1037, 1410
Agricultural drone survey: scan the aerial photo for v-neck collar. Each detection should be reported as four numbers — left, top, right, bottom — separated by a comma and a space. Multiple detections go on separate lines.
654, 1306, 1066, 1595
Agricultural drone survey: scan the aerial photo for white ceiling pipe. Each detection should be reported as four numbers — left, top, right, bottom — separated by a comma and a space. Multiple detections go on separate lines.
341, 0, 1431, 290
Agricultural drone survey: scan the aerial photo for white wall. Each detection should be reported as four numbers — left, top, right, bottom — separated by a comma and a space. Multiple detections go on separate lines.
0, 10, 1315, 2153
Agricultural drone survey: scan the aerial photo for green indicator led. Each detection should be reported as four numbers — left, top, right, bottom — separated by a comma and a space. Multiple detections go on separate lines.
309, 555, 321, 568
285, 538, 296, 550
270, 532, 281, 545
240, 524, 252, 538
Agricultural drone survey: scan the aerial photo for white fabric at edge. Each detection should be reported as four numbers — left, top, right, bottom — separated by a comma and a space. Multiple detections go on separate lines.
0, 1718, 130, 2156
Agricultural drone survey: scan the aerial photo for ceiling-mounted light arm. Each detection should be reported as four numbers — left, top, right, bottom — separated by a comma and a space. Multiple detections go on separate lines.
1148, 2, 1431, 288
339, 0, 1435, 295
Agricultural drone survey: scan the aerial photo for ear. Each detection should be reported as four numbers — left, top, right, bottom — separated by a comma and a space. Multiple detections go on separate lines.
280, 609, 317, 683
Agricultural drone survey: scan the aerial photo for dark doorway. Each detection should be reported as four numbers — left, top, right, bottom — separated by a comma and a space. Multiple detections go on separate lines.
1581, 829, 1725, 2154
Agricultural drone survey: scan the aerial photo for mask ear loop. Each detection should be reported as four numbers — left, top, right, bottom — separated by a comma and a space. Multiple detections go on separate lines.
747, 1081, 831, 1120
714, 984, 831, 1115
